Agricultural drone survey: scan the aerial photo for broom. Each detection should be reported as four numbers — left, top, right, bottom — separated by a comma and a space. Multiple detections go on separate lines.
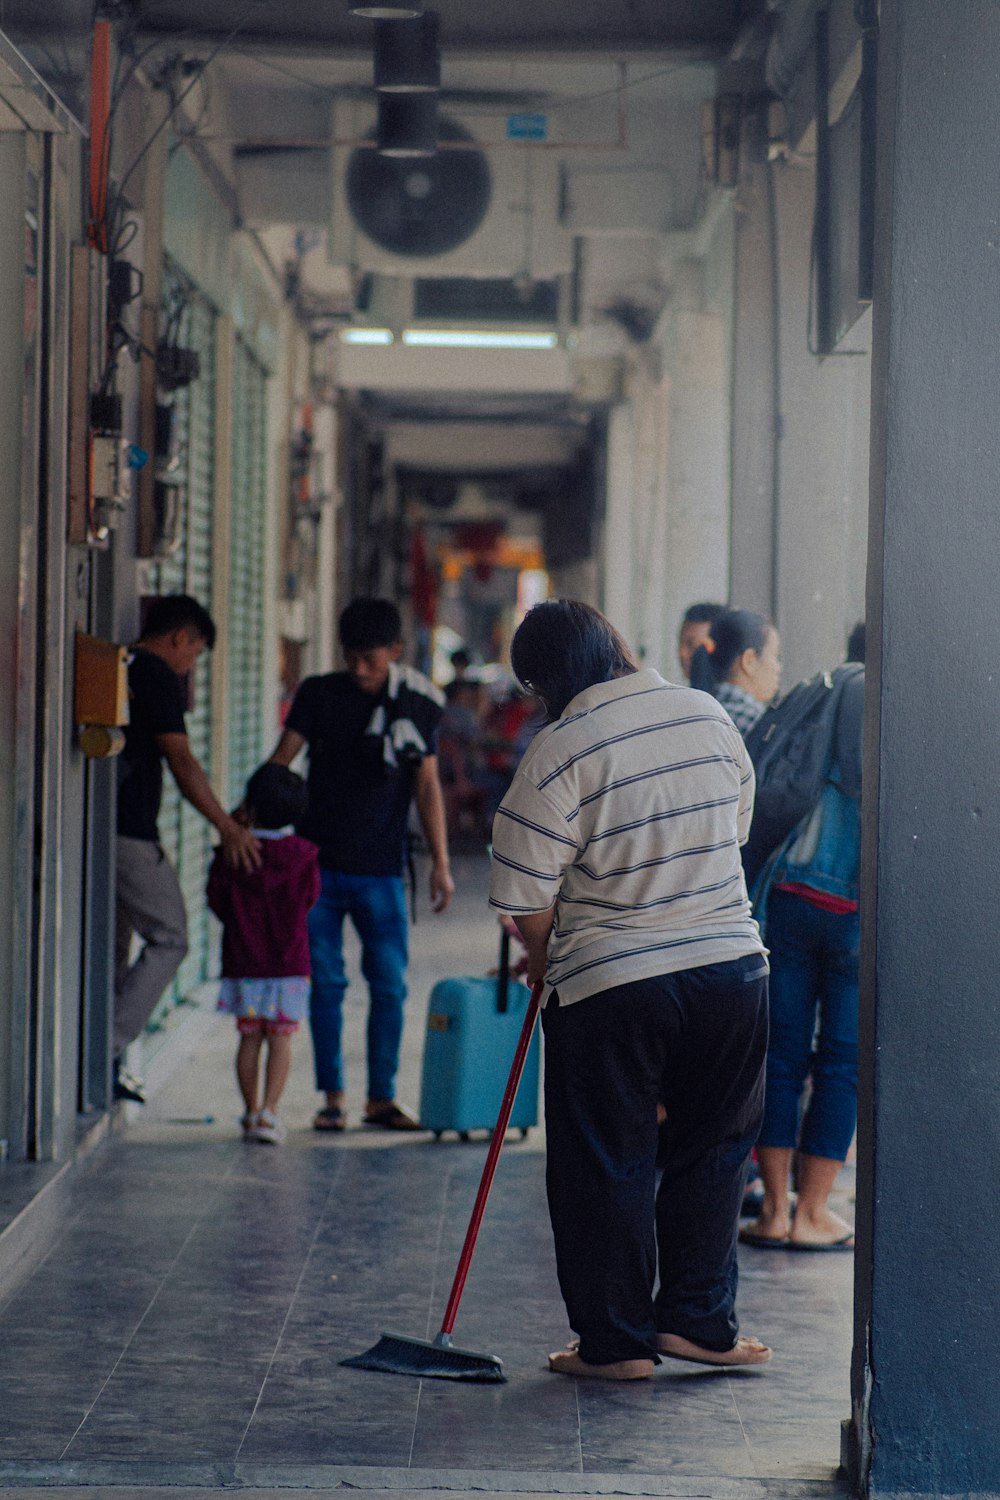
342, 979, 544, 1382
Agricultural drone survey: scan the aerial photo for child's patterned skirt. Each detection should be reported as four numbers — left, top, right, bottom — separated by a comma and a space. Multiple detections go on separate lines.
218, 977, 310, 1036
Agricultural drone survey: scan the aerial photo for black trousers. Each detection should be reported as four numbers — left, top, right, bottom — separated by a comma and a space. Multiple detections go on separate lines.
541, 955, 768, 1365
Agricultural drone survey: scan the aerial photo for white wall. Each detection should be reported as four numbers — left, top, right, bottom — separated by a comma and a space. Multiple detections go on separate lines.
601, 148, 871, 694
772, 163, 870, 680
601, 205, 734, 680
731, 157, 870, 686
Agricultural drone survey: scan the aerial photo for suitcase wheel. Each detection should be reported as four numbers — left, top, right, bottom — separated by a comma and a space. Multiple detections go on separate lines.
433, 1131, 444, 1142
458, 1131, 471, 1142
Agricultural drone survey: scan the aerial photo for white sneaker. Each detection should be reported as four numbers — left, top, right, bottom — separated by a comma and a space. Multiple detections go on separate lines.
240, 1112, 259, 1138
254, 1110, 287, 1145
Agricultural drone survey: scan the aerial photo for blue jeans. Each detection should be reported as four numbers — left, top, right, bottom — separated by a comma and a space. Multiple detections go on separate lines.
307, 868, 409, 1101
758, 887, 859, 1160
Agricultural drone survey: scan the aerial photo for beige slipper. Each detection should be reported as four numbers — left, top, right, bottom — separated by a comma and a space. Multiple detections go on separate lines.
547, 1345, 655, 1380
657, 1332, 772, 1367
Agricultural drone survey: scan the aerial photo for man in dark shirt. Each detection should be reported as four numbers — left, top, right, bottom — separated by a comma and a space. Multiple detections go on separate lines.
269, 598, 454, 1131
115, 594, 258, 1102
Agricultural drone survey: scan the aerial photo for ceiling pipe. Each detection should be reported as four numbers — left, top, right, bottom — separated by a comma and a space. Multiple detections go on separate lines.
376, 92, 438, 155
374, 10, 441, 92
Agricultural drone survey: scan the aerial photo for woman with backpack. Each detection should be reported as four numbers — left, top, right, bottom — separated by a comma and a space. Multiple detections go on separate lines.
739, 654, 864, 1252
694, 609, 782, 736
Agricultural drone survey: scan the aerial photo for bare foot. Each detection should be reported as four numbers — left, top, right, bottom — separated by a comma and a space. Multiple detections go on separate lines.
548, 1347, 655, 1380
789, 1204, 855, 1248
657, 1333, 772, 1367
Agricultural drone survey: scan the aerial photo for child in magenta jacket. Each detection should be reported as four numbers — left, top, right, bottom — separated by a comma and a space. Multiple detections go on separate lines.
208, 763, 320, 1143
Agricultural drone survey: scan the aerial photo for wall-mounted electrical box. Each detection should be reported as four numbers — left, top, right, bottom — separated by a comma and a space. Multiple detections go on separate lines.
74, 632, 129, 757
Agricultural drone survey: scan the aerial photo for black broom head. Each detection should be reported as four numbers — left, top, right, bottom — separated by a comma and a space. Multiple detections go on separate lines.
342, 1331, 506, 1382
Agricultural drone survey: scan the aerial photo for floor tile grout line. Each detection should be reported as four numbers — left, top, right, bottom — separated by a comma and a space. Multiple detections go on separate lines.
725, 1373, 753, 1458
422, 1160, 458, 1340
573, 1378, 584, 1473
407, 1379, 423, 1469
234, 1160, 344, 1462
405, 1159, 458, 1472
57, 1147, 249, 1461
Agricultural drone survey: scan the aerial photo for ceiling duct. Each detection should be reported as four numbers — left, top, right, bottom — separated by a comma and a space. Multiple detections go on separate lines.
348, 0, 423, 18
376, 93, 438, 157
374, 11, 441, 92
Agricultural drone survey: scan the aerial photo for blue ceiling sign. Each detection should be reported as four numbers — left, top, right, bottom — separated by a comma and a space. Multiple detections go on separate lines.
506, 113, 548, 141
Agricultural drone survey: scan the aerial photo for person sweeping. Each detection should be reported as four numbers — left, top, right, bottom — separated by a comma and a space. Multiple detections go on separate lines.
489, 599, 774, 1380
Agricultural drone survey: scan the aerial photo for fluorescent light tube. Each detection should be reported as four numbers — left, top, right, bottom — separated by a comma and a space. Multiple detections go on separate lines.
339, 328, 394, 345
401, 329, 559, 349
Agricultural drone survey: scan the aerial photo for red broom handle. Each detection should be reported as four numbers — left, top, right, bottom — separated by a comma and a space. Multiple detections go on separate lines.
439, 980, 543, 1337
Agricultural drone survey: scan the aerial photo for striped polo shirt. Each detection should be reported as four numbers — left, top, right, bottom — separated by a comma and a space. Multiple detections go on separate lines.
489, 668, 766, 1006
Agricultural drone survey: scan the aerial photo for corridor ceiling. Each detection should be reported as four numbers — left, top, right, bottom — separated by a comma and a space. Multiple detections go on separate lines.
6, 3, 764, 59
1, 0, 768, 432
4, 1, 769, 231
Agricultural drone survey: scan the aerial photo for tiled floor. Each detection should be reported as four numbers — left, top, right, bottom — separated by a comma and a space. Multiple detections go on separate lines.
0, 851, 854, 1496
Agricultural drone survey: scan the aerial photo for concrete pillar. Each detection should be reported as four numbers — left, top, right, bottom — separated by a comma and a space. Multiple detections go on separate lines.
850, 4, 1000, 1494
0, 131, 28, 1158
729, 158, 777, 622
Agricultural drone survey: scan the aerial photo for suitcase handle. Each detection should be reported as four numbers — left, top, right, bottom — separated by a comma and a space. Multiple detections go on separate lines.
496, 927, 510, 1014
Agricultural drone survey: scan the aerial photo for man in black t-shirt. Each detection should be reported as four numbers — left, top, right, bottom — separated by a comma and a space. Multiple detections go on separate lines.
115, 595, 258, 1102
269, 598, 454, 1131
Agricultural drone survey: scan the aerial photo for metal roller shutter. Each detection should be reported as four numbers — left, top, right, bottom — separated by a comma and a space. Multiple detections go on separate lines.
147, 265, 217, 1017
227, 338, 269, 801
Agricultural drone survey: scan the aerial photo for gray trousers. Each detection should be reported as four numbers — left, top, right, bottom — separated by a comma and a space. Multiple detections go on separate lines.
114, 835, 188, 1056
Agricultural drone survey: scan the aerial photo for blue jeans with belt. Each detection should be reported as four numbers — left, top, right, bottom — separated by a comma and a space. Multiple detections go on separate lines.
307, 867, 409, 1101
758, 886, 859, 1160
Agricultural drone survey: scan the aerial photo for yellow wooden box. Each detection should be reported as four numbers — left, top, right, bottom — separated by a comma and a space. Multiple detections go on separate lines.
74, 633, 129, 727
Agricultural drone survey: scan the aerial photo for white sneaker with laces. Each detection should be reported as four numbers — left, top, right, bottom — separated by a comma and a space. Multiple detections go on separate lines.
255, 1110, 287, 1145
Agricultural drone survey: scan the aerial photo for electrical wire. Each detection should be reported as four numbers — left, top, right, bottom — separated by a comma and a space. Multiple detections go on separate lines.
226, 47, 338, 95
229, 46, 701, 117
168, 66, 214, 155
540, 61, 698, 114
111, 12, 252, 218
92, 5, 254, 400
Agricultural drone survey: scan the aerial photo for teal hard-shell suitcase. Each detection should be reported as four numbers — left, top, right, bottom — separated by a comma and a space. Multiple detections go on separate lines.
419, 931, 541, 1140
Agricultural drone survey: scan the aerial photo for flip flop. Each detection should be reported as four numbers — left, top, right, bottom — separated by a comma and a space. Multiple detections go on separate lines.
657, 1333, 772, 1368
738, 1227, 790, 1249
363, 1101, 423, 1131
313, 1106, 346, 1132
785, 1232, 854, 1252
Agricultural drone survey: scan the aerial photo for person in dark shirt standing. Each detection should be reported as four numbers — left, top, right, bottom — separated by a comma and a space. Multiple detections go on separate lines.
268, 598, 454, 1132
115, 594, 259, 1102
